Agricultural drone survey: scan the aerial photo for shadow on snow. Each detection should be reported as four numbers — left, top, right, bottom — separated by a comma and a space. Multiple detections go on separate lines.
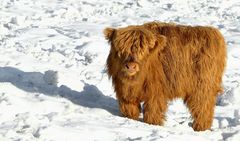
0, 67, 119, 116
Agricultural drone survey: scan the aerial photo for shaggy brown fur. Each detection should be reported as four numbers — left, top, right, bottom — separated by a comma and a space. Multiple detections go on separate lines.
104, 21, 226, 131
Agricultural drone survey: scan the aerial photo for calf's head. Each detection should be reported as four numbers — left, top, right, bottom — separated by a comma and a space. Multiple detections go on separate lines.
104, 26, 166, 82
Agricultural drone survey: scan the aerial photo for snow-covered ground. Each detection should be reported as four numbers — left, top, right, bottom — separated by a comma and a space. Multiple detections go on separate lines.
0, 0, 240, 140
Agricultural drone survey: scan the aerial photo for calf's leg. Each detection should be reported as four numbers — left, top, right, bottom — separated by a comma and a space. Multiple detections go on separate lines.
184, 90, 217, 131
143, 96, 167, 125
119, 100, 141, 120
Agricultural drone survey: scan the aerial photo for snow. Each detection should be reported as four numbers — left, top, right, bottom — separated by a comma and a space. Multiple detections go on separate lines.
0, 0, 240, 140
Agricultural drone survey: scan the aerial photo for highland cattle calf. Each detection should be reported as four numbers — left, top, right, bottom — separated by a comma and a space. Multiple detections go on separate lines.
104, 22, 226, 131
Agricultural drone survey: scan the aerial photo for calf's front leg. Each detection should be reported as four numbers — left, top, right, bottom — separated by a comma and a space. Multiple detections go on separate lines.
119, 100, 141, 120
143, 95, 167, 125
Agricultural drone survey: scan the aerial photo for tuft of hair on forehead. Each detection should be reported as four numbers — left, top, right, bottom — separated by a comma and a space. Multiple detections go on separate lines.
113, 27, 156, 56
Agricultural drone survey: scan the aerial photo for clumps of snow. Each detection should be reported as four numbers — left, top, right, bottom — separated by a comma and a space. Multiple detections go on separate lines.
217, 84, 240, 106
220, 119, 229, 128
77, 52, 96, 65
233, 109, 240, 125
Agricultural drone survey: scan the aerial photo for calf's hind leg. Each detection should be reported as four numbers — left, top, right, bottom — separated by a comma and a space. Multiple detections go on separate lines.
184, 90, 217, 131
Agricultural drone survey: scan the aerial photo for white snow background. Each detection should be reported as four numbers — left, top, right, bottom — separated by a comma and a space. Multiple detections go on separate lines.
0, 0, 240, 140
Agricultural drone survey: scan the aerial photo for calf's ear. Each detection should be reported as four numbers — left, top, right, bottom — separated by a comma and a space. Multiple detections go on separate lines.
151, 35, 167, 53
103, 28, 116, 42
